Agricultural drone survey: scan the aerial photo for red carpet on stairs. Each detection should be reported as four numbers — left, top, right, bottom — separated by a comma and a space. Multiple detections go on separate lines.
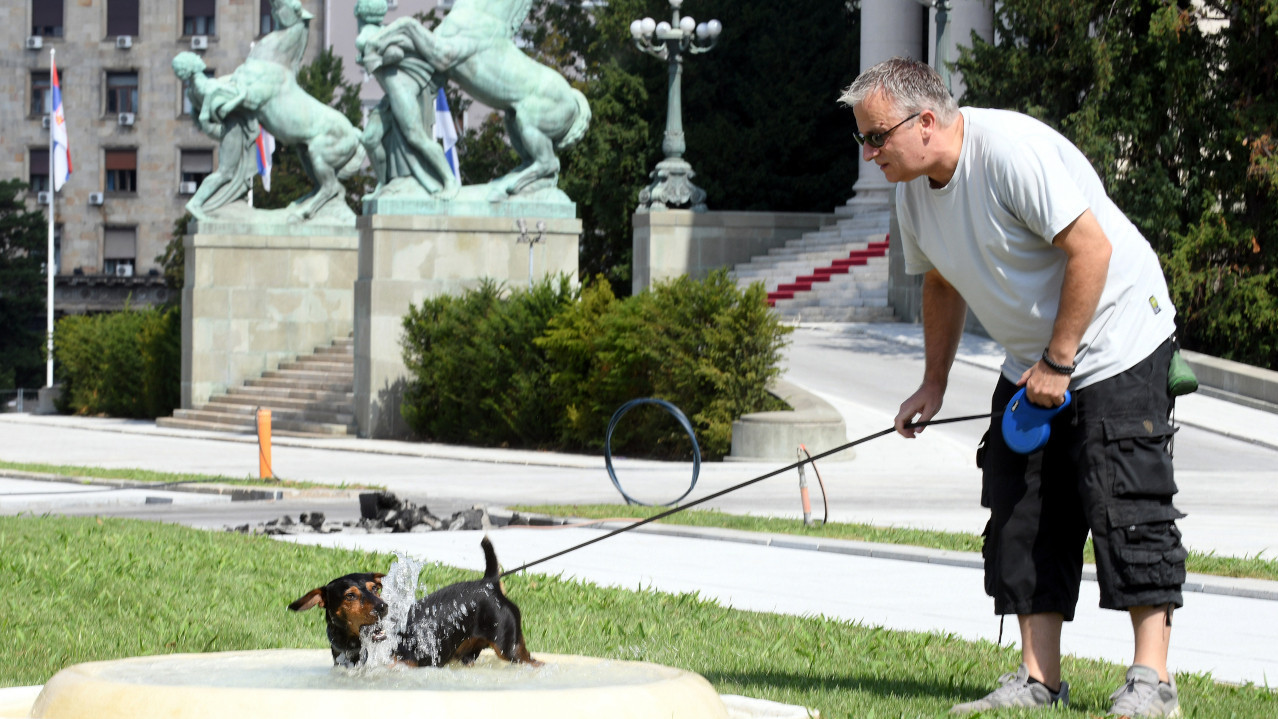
766, 239, 889, 307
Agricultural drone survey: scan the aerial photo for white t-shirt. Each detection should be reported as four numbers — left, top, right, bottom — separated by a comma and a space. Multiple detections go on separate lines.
896, 107, 1177, 388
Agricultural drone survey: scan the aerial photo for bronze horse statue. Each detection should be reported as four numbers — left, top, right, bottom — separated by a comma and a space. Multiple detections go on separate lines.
365, 0, 590, 198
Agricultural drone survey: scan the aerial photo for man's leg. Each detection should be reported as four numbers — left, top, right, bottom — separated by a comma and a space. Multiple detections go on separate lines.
1131, 604, 1172, 682
1019, 612, 1064, 690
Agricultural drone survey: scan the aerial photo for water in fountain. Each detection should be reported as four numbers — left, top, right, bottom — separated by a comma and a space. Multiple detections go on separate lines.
357, 551, 427, 668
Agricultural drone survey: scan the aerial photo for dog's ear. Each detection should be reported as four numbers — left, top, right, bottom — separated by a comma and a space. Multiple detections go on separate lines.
288, 588, 325, 612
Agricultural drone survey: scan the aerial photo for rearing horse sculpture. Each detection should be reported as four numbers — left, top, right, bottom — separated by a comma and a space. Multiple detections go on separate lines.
199, 0, 366, 220
366, 0, 591, 199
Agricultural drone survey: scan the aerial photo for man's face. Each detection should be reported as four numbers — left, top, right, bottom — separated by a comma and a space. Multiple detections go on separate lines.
852, 91, 924, 184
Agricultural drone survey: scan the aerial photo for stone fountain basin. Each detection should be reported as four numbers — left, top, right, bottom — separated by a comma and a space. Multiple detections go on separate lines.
23, 649, 730, 719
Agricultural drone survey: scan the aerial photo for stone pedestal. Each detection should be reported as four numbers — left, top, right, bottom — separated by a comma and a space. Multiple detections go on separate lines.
181, 222, 359, 409
354, 213, 581, 439
37, 385, 62, 415
632, 210, 833, 294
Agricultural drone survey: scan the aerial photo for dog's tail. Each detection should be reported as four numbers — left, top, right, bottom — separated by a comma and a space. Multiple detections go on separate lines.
481, 536, 500, 580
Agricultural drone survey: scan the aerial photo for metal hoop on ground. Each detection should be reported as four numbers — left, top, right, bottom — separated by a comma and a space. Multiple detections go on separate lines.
604, 398, 701, 506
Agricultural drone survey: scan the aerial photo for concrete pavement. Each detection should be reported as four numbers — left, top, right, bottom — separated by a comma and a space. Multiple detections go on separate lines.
3, 323, 1278, 687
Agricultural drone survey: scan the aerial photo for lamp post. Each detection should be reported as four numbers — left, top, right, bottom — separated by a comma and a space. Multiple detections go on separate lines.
630, 1, 722, 213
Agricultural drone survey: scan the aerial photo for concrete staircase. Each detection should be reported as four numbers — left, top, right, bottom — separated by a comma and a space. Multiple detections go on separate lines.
157, 336, 356, 438
733, 208, 897, 322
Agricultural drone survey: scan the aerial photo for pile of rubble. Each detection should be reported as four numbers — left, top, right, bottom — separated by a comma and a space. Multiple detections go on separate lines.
229, 492, 494, 535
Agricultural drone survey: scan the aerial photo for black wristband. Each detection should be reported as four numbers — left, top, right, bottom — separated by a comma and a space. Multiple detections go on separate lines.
1041, 349, 1076, 375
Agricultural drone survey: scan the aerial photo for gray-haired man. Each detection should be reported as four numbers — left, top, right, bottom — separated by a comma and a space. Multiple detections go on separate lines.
840, 57, 1185, 717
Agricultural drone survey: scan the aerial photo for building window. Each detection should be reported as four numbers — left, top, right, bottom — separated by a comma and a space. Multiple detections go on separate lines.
106, 72, 139, 114
184, 0, 216, 36
32, 72, 52, 116
105, 149, 138, 193
181, 149, 214, 186
181, 68, 214, 115
259, 0, 277, 35
32, 0, 65, 37
29, 149, 50, 193
107, 0, 140, 37
104, 227, 137, 277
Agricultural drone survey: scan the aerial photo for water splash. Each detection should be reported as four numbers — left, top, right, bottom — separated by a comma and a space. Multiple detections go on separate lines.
359, 551, 428, 668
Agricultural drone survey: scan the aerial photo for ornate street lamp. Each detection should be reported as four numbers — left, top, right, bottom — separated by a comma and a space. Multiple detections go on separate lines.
630, 1, 722, 213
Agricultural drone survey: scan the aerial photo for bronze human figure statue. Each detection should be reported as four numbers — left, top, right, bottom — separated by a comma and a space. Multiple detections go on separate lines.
172, 52, 259, 220
355, 0, 459, 199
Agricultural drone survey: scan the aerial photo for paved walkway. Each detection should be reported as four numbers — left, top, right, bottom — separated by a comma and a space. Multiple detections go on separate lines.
2, 324, 1277, 688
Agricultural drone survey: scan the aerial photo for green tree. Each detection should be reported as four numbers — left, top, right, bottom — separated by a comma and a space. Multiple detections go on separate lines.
457, 113, 521, 186
251, 47, 374, 213
954, 0, 1277, 367
156, 213, 192, 291
513, 0, 861, 292
678, 0, 861, 214
0, 180, 49, 389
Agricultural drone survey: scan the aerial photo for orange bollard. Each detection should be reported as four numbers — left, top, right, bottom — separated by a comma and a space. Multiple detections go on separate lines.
256, 408, 272, 480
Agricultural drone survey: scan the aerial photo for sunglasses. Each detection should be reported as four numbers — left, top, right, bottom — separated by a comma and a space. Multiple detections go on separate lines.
853, 112, 921, 148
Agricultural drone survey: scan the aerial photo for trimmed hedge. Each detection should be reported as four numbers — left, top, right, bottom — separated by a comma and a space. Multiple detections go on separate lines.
53, 305, 181, 419
400, 271, 791, 460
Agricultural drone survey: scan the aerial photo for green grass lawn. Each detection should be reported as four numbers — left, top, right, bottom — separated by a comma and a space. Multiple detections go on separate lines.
0, 460, 379, 492
1, 515, 1274, 718
515, 504, 1278, 583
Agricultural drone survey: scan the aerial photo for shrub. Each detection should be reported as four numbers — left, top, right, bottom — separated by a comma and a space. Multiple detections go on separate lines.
402, 270, 791, 460
1164, 213, 1278, 369
53, 305, 181, 418
400, 277, 579, 446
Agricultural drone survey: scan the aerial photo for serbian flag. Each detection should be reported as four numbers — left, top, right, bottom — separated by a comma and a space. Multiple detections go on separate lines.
433, 88, 461, 182
255, 128, 276, 192
51, 54, 71, 191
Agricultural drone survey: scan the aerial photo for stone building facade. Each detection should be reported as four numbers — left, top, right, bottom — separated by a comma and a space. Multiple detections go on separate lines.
0, 0, 328, 312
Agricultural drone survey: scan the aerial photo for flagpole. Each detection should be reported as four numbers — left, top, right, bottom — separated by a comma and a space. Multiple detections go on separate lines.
46, 48, 56, 389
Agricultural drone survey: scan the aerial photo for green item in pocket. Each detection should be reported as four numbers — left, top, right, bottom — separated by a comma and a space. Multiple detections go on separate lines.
1168, 349, 1199, 397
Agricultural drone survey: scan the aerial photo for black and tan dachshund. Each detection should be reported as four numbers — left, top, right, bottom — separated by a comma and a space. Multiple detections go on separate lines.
289, 537, 539, 668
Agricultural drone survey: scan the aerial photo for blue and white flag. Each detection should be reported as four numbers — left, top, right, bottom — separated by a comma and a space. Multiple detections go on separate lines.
433, 88, 461, 182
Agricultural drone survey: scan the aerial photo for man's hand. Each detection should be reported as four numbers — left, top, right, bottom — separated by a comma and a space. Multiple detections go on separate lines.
895, 381, 946, 438
1017, 362, 1071, 407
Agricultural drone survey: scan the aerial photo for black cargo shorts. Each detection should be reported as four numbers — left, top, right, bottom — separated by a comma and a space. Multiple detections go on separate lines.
979, 338, 1186, 619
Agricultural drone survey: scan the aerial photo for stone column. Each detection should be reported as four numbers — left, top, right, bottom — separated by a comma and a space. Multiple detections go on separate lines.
839, 0, 926, 217
932, 0, 995, 101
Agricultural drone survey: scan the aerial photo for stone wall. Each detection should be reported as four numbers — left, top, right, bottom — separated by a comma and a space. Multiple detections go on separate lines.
632, 210, 834, 294
182, 222, 358, 409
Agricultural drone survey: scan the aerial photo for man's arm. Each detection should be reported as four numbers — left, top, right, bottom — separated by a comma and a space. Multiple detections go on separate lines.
1017, 209, 1111, 406
895, 269, 967, 438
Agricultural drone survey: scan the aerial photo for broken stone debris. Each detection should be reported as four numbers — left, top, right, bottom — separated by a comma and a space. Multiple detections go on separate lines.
229, 491, 494, 535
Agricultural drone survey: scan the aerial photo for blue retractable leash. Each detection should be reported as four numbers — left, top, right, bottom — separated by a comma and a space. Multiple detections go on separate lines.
501, 389, 1068, 577
1001, 387, 1072, 455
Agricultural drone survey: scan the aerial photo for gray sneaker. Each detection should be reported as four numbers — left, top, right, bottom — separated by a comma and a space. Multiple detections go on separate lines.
1108, 664, 1181, 717
950, 664, 1069, 714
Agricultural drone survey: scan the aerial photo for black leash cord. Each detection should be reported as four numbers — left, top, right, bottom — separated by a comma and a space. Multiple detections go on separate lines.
500, 411, 996, 577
